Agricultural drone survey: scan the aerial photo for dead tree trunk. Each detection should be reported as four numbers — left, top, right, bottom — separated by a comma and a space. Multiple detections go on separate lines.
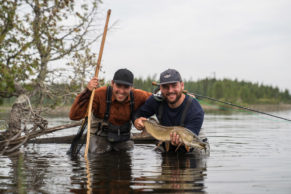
1, 92, 48, 155
7, 94, 28, 137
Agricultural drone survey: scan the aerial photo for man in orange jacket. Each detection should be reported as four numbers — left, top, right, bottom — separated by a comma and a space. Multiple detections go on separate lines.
69, 69, 151, 154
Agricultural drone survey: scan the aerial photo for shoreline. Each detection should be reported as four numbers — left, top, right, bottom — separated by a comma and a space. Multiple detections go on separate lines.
1, 104, 291, 117
201, 103, 291, 113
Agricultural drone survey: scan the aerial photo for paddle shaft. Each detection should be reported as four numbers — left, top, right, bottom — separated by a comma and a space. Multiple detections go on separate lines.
152, 81, 291, 122
85, 9, 111, 157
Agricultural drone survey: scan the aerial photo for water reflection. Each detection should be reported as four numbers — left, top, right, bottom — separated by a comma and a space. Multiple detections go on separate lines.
68, 149, 207, 193
70, 151, 133, 193
3, 151, 48, 193
132, 153, 207, 193
2, 111, 290, 193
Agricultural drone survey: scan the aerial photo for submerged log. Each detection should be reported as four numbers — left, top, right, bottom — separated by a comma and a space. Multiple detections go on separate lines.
28, 132, 157, 144
1, 121, 156, 148
1, 121, 158, 156
0, 122, 82, 146
29, 135, 79, 144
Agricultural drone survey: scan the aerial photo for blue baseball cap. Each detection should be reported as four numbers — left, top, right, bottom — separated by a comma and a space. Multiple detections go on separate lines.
159, 69, 182, 85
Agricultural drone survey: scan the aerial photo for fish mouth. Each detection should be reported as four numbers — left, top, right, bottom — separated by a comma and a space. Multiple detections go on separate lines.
188, 142, 207, 150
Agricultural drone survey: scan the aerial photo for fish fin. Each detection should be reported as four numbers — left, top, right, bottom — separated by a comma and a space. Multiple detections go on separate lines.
199, 142, 207, 150
185, 145, 190, 152
157, 141, 163, 147
203, 144, 207, 151
165, 142, 170, 152
141, 130, 146, 136
175, 143, 182, 152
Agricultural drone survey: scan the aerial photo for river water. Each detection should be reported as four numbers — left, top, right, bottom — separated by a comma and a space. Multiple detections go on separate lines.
0, 110, 291, 193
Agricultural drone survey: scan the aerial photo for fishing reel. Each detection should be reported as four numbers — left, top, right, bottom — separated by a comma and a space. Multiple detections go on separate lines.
152, 81, 164, 102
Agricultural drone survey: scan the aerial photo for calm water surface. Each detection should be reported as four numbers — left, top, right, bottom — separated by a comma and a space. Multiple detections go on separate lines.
0, 111, 291, 193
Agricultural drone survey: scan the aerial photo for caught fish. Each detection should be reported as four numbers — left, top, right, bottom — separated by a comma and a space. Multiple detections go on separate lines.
142, 119, 207, 152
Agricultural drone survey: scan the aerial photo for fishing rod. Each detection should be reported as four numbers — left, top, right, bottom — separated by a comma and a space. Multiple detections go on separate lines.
151, 82, 291, 122
190, 92, 291, 122
85, 9, 111, 157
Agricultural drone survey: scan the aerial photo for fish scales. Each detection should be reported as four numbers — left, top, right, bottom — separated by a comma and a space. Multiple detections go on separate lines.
142, 120, 207, 150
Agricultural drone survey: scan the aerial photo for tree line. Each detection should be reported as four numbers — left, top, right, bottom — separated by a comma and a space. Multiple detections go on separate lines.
134, 76, 291, 104
1, 76, 291, 106
1, 76, 290, 106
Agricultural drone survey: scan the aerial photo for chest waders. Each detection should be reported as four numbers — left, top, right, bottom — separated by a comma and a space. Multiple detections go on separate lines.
94, 86, 134, 142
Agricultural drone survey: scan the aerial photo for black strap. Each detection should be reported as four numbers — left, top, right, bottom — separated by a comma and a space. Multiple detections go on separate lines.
180, 95, 192, 127
157, 101, 164, 123
104, 86, 112, 122
129, 90, 134, 121
103, 86, 135, 122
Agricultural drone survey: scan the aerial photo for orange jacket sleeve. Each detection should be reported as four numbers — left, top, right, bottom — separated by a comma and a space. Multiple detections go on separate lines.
69, 88, 92, 120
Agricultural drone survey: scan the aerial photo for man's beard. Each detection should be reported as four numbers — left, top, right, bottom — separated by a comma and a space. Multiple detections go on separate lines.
165, 92, 182, 105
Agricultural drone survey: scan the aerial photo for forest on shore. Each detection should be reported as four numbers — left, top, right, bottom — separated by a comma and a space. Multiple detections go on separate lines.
134, 76, 291, 105
1, 76, 291, 108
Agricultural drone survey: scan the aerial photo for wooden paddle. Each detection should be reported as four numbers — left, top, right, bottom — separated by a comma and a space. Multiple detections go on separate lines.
84, 9, 111, 157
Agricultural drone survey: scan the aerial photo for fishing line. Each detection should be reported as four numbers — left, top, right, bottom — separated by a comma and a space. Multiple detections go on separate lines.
191, 96, 291, 124
151, 82, 291, 122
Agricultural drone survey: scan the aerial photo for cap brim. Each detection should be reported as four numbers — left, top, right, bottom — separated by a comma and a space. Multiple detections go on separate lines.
158, 81, 180, 85
114, 80, 133, 86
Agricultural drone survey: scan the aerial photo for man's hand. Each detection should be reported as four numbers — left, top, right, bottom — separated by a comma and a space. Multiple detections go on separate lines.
87, 77, 99, 91
170, 131, 181, 146
134, 117, 147, 131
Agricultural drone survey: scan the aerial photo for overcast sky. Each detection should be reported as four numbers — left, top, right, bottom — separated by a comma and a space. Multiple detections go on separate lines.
92, 0, 291, 92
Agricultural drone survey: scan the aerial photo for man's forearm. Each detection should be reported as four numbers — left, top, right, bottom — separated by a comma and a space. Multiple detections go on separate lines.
69, 88, 92, 120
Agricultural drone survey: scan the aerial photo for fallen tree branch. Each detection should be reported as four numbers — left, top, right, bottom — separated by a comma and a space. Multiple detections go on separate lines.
0, 121, 156, 155
0, 121, 82, 147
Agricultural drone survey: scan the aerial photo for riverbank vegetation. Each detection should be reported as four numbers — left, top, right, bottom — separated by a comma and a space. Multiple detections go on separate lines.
1, 77, 290, 108
0, 0, 103, 141
135, 76, 291, 105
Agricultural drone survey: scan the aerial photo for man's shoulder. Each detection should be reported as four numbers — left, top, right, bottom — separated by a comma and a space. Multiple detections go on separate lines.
132, 88, 152, 98
132, 88, 151, 94
186, 95, 204, 112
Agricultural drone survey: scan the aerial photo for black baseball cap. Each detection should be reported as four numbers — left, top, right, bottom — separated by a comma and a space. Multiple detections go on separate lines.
159, 69, 182, 85
113, 68, 134, 86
